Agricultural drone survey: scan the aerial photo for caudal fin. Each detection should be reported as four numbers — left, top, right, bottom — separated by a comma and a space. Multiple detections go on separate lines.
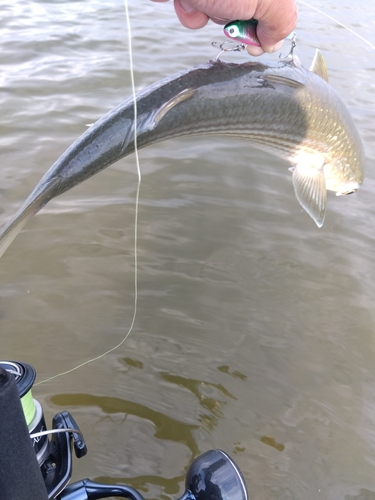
0, 205, 38, 258
0, 181, 54, 258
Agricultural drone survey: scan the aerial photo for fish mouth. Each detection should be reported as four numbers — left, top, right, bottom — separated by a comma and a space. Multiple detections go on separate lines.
335, 183, 360, 196
340, 189, 357, 196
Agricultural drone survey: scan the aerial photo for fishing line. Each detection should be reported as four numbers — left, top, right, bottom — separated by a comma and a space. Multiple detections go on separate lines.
35, 0, 372, 386
36, 0, 141, 386
297, 0, 375, 49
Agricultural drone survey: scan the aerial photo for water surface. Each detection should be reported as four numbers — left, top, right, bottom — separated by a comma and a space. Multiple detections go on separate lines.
1, 1, 375, 499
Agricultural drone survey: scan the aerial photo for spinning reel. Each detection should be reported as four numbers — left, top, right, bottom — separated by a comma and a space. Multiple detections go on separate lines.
0, 360, 248, 500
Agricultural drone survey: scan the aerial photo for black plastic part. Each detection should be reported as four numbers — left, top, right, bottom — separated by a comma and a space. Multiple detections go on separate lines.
184, 450, 248, 500
42, 411, 88, 499
57, 450, 248, 500
0, 367, 48, 500
59, 411, 88, 458
42, 412, 73, 499
58, 479, 147, 500
0, 360, 36, 397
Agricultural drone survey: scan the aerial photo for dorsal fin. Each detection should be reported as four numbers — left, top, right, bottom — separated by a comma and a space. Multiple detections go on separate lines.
309, 49, 329, 82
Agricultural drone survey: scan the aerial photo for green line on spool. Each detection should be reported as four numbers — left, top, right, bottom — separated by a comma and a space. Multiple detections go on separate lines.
21, 389, 36, 427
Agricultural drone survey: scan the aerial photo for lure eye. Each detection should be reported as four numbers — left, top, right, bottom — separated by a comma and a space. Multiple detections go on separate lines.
226, 25, 240, 38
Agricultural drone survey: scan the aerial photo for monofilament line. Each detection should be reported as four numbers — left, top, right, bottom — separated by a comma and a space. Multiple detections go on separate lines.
298, 0, 375, 50
36, 0, 141, 386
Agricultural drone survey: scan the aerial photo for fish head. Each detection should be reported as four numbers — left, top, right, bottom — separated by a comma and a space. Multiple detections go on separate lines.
323, 145, 365, 197
290, 136, 365, 228
305, 49, 365, 198
289, 56, 366, 227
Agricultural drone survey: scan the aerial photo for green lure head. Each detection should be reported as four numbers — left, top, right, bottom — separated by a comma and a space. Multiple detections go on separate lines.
223, 19, 261, 47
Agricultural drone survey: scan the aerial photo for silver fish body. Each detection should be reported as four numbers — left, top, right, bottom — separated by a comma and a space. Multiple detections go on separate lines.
0, 51, 365, 257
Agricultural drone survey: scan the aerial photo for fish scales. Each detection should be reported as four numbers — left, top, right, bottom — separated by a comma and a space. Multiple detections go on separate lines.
132, 64, 309, 156
0, 53, 365, 257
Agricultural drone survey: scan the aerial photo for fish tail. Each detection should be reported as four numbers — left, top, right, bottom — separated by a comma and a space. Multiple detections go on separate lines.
0, 208, 36, 258
0, 183, 53, 258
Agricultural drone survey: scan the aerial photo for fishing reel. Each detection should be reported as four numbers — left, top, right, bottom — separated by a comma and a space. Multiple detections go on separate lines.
0, 360, 248, 500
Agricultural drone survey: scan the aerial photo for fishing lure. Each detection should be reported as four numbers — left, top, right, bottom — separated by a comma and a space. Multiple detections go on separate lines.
224, 19, 261, 46
223, 19, 295, 47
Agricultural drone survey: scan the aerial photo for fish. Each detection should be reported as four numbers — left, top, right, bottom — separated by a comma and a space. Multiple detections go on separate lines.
0, 50, 365, 258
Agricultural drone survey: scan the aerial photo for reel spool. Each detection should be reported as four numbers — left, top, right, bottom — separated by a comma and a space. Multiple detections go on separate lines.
0, 361, 50, 466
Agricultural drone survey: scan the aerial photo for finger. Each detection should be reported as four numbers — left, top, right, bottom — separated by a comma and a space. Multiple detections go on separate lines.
256, 37, 284, 54
179, 0, 256, 21
246, 45, 265, 57
173, 0, 209, 29
210, 17, 231, 25
255, 0, 297, 51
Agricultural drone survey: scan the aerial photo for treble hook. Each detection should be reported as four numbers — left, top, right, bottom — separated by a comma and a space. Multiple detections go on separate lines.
279, 32, 297, 60
212, 41, 246, 61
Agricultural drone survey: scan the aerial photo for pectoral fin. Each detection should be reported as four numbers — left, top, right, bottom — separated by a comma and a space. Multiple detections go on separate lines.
154, 88, 196, 125
138, 88, 196, 137
262, 74, 304, 88
291, 162, 327, 227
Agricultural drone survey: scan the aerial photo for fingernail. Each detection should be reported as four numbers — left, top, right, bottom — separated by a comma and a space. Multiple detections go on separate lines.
178, 0, 195, 13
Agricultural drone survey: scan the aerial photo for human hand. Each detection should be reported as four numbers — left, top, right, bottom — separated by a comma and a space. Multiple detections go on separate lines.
151, 0, 297, 56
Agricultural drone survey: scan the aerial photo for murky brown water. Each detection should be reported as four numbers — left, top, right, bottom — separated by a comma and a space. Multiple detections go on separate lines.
1, 1, 375, 499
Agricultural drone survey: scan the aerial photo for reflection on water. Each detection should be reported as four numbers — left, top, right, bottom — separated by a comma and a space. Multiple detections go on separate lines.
346, 490, 375, 500
1, 1, 375, 499
51, 392, 194, 494
159, 372, 236, 431
51, 359, 241, 495
259, 436, 285, 453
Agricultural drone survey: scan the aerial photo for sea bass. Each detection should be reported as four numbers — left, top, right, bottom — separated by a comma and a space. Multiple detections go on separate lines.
0, 50, 364, 258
